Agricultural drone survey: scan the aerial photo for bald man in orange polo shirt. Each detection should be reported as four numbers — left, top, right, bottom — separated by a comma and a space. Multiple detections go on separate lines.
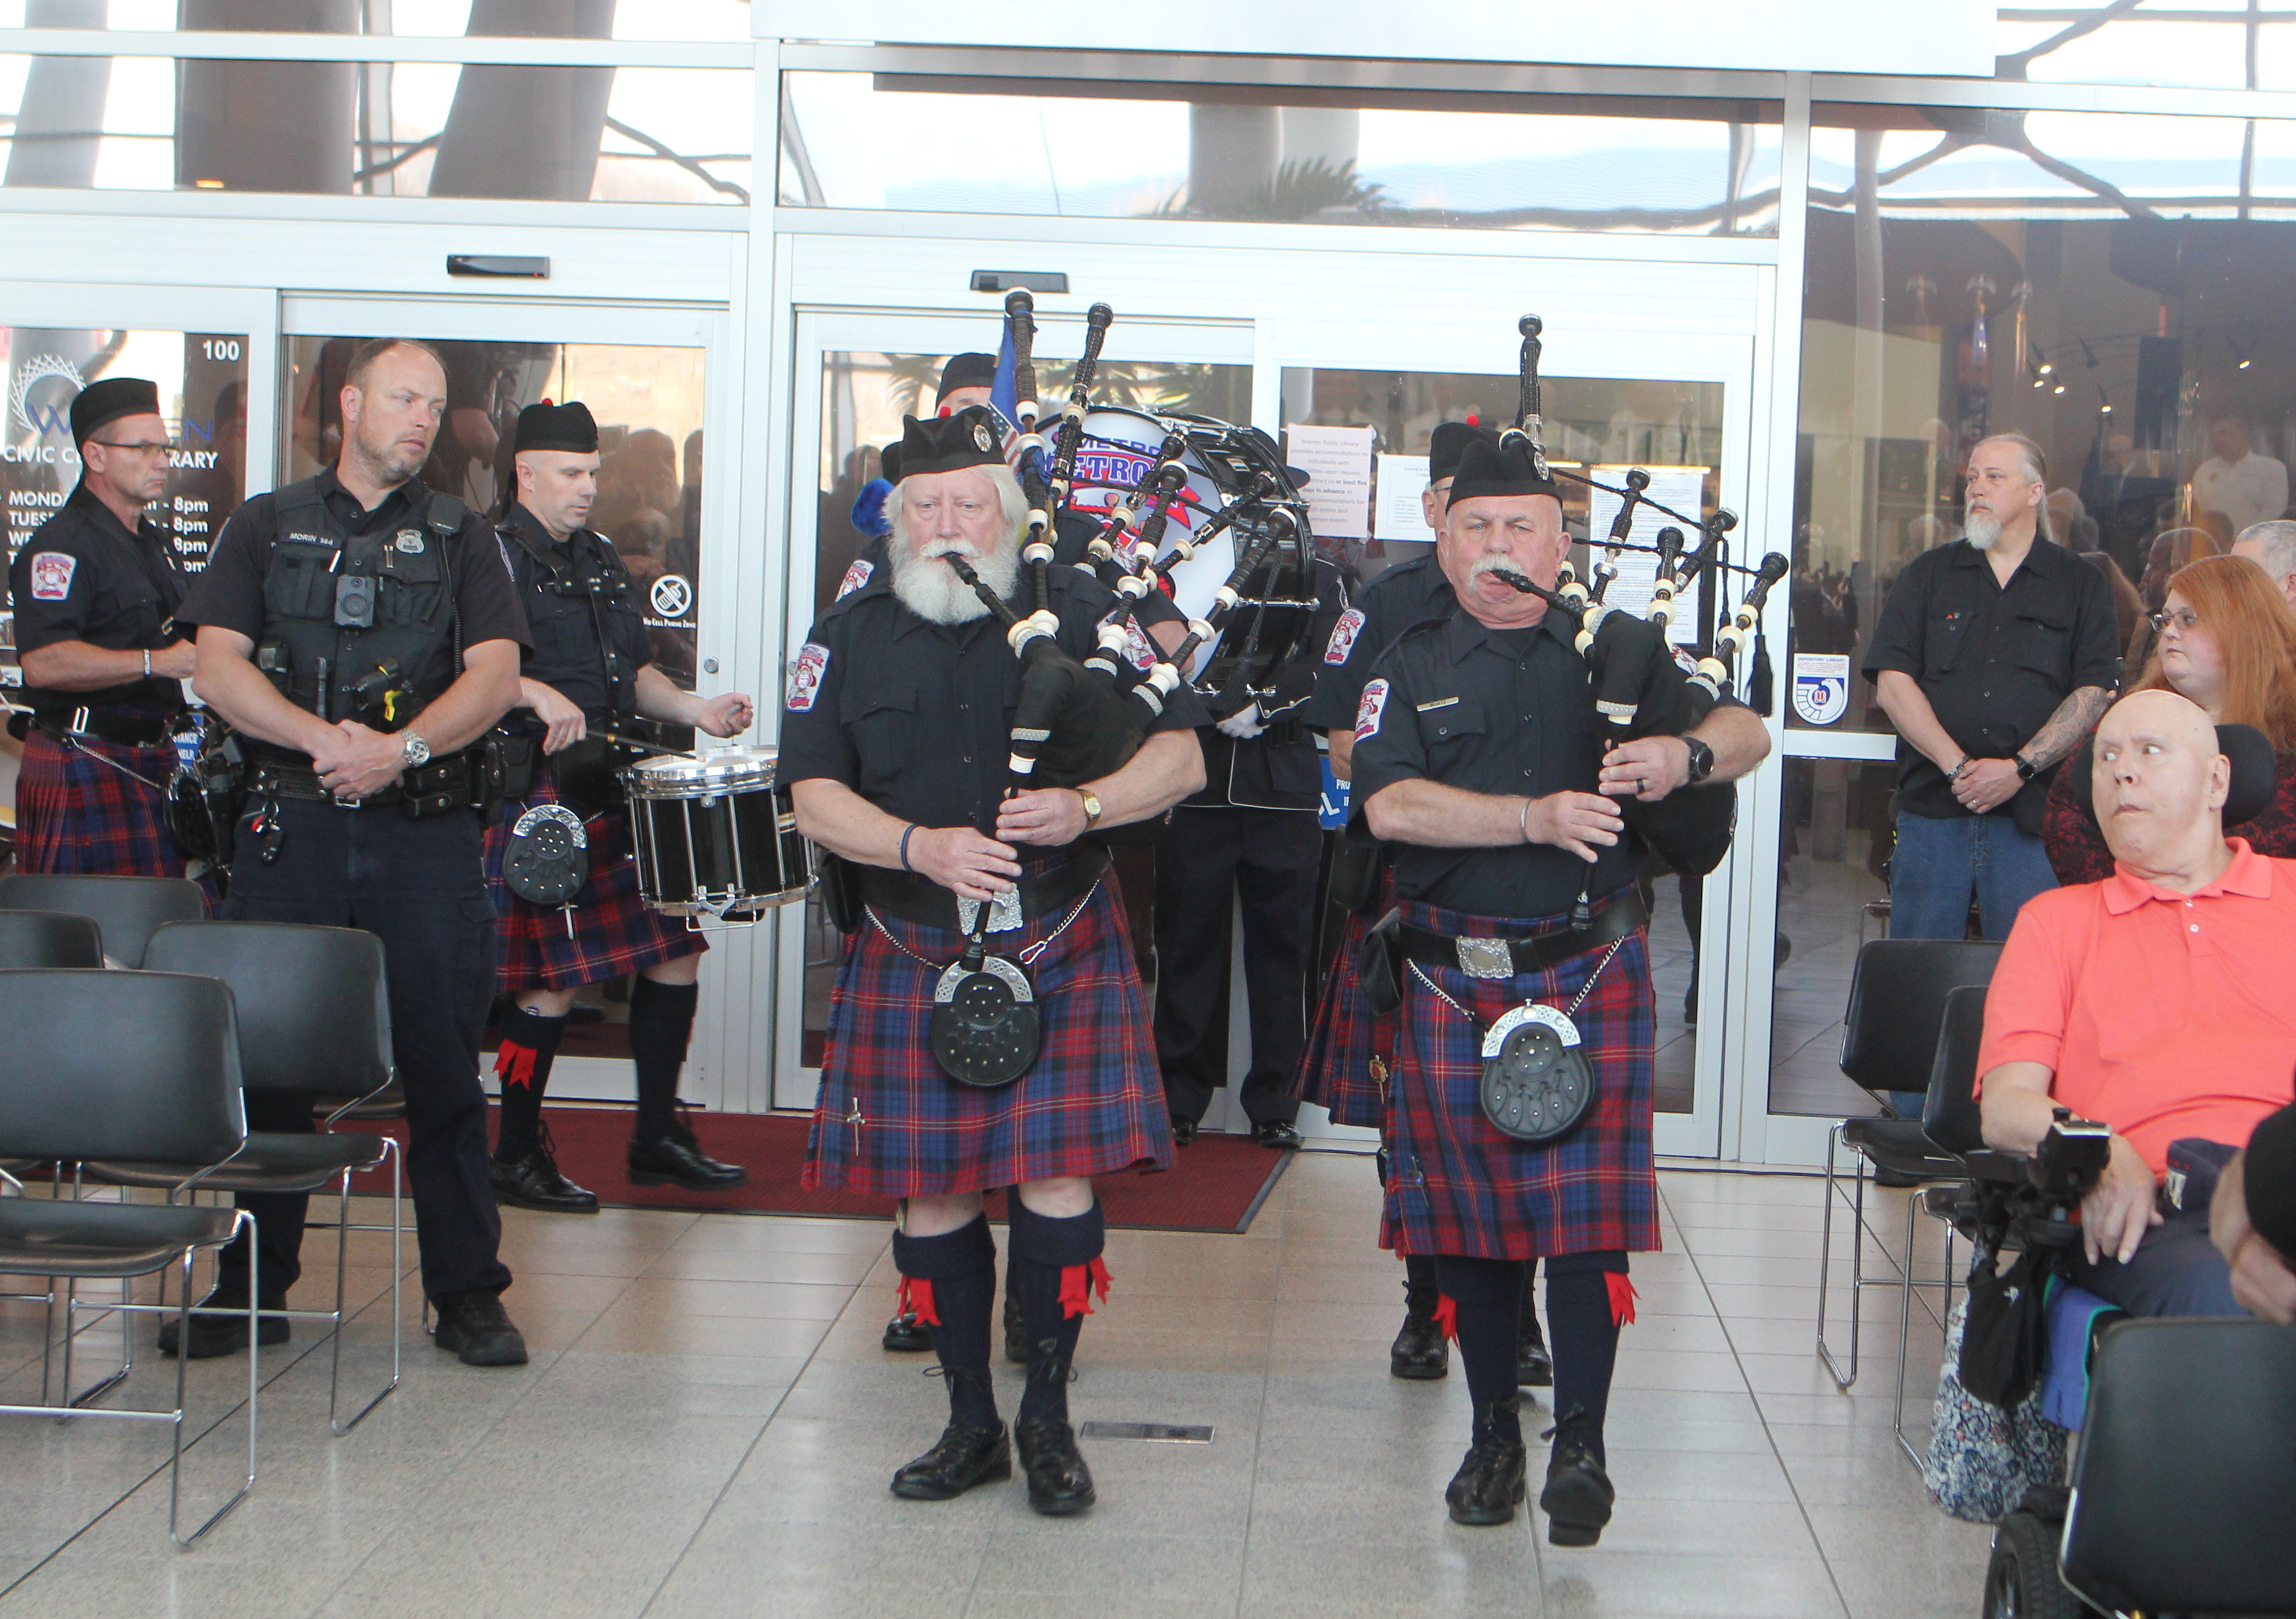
1978, 689, 2296, 1317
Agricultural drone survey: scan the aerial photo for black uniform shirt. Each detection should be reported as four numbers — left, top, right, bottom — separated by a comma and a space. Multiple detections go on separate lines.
778, 560, 1208, 847
181, 467, 529, 654
1186, 554, 1348, 812
1351, 606, 1641, 919
7, 482, 192, 717
501, 504, 655, 726
1863, 536, 2121, 820
1302, 552, 1456, 734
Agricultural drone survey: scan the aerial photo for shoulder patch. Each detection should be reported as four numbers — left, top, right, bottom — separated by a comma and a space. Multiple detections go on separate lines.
1121, 615, 1158, 673
835, 558, 874, 600
1355, 678, 1390, 742
27, 551, 76, 601
496, 534, 517, 579
1671, 644, 1699, 675
1324, 606, 1367, 665
786, 641, 831, 712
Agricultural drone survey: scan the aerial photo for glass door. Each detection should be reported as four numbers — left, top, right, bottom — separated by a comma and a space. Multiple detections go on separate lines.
277, 295, 744, 1109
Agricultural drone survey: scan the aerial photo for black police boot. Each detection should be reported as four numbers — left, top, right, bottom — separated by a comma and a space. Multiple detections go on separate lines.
1014, 1413, 1096, 1516
1169, 1114, 1198, 1147
1002, 1283, 1028, 1366
627, 1118, 747, 1191
489, 1129, 599, 1214
156, 1290, 288, 1360
882, 1309, 933, 1352
1445, 1399, 1530, 1527
1391, 1284, 1450, 1380
1251, 1119, 1303, 1150
1539, 1431, 1617, 1547
891, 1369, 1012, 1501
1517, 1297, 1553, 1388
431, 1289, 530, 1367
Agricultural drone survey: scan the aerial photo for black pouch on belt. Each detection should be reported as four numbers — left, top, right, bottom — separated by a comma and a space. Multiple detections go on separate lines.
551, 735, 629, 820
929, 949, 1042, 1088
1328, 814, 1386, 915
816, 849, 863, 935
494, 731, 540, 800
1356, 907, 1403, 1016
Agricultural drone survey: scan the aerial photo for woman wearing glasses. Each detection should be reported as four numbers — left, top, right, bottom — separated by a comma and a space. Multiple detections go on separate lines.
2044, 552, 2296, 882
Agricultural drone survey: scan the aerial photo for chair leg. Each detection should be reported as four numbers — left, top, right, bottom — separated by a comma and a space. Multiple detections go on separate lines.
171, 1214, 258, 1548
1892, 1189, 1922, 1467
1817, 1124, 1869, 1389
328, 1139, 402, 1435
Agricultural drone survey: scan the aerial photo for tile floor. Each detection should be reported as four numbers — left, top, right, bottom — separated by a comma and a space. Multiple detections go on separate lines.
0, 1152, 1988, 1618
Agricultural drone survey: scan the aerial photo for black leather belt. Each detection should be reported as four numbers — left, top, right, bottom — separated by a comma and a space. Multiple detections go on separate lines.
1397, 889, 1648, 980
34, 708, 179, 748
255, 764, 404, 807
252, 748, 485, 816
859, 845, 1111, 933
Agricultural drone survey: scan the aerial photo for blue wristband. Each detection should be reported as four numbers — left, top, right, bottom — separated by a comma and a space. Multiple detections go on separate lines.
899, 824, 917, 872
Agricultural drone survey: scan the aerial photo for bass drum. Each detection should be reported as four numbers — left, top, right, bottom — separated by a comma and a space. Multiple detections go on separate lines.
623, 746, 813, 920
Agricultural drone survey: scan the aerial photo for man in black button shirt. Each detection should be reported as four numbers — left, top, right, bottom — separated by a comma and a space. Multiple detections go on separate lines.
1866, 433, 2120, 1107
7, 377, 201, 881
784, 408, 1204, 1516
1353, 435, 1767, 1539
482, 400, 754, 1215
175, 338, 532, 1368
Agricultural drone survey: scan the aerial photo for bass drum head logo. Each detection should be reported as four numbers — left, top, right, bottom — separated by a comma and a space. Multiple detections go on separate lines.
11, 354, 87, 437
1790, 653, 1851, 726
650, 573, 693, 620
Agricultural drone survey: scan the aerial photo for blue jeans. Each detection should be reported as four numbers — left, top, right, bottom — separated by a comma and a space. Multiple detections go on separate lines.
1884, 810, 2059, 1116
2073, 1209, 2244, 1318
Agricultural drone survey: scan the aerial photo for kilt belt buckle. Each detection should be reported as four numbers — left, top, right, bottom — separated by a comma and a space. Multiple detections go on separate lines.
956, 888, 1025, 935
1455, 937, 1516, 979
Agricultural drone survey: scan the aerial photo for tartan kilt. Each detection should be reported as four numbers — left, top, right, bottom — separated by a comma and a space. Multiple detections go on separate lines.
13, 730, 196, 883
805, 874, 1175, 1197
1382, 893, 1659, 1262
483, 762, 702, 991
1289, 908, 1393, 1129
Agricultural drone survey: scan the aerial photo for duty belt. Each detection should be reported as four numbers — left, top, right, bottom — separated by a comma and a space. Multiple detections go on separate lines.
859, 845, 1111, 934
35, 707, 178, 748
252, 748, 484, 817
1395, 888, 1648, 980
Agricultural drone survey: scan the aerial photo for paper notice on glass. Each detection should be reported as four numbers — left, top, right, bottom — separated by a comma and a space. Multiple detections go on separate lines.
1375, 454, 1434, 542
1582, 466, 1710, 645
1284, 423, 1375, 541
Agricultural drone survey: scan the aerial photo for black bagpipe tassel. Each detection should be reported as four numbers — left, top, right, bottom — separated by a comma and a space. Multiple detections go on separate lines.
1748, 630, 1775, 717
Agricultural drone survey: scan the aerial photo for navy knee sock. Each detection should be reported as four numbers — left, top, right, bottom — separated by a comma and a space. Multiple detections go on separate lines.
628, 977, 698, 1140
1546, 1252, 1632, 1463
1006, 1198, 1107, 1425
1434, 1254, 1524, 1442
1404, 1251, 1440, 1310
492, 1004, 566, 1163
892, 1215, 1000, 1429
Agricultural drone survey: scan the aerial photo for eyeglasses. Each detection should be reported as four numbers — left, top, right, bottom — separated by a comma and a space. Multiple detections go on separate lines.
87, 440, 176, 457
2151, 607, 2201, 635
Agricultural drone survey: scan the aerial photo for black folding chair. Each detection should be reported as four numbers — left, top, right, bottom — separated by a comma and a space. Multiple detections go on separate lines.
1818, 938, 2002, 1391
2062, 1317, 2296, 1616
0, 872, 206, 967
0, 911, 103, 1197
0, 968, 258, 1546
93, 921, 403, 1435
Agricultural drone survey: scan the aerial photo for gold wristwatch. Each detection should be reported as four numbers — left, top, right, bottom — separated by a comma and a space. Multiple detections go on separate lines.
1077, 788, 1104, 829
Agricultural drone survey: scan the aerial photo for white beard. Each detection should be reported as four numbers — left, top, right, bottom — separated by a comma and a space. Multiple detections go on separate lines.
1964, 509, 2003, 551
889, 539, 1019, 626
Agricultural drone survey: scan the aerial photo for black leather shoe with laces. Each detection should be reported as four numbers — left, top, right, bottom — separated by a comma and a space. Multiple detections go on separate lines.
1390, 1288, 1450, 1380
490, 1132, 599, 1214
1168, 1114, 1198, 1147
1517, 1309, 1554, 1388
1445, 1401, 1529, 1527
1539, 1438, 1617, 1546
431, 1289, 530, 1367
1251, 1120, 1303, 1150
627, 1118, 747, 1190
882, 1309, 933, 1352
156, 1292, 288, 1359
1014, 1415, 1096, 1515
890, 1418, 1012, 1500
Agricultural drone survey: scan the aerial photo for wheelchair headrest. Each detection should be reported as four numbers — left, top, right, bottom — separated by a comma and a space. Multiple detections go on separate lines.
2068, 721, 2275, 827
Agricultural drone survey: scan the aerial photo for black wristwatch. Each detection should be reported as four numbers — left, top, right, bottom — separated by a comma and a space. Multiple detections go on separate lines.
2014, 753, 2039, 781
1679, 735, 1715, 786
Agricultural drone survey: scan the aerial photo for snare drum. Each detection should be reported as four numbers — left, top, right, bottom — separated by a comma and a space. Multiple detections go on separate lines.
623, 747, 812, 919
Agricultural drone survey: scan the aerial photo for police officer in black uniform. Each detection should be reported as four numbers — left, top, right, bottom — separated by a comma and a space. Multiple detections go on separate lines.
7, 377, 200, 879
1153, 552, 1346, 1149
171, 338, 532, 1367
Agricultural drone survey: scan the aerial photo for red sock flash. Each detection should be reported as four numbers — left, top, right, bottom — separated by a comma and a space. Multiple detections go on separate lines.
494, 1041, 539, 1090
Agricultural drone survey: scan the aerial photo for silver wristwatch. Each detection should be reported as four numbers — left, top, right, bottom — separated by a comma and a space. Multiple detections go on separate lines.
400, 732, 431, 769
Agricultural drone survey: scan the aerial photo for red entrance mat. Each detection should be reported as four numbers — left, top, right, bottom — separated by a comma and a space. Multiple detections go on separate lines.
344, 1106, 1292, 1234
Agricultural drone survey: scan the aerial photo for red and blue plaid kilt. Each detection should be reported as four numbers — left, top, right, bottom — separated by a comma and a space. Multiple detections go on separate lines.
805, 875, 1175, 1197
13, 729, 197, 883
1290, 908, 1393, 1129
1382, 893, 1660, 1262
483, 762, 702, 991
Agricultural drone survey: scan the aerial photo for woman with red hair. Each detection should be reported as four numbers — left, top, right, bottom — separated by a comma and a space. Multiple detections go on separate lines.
2045, 552, 2296, 882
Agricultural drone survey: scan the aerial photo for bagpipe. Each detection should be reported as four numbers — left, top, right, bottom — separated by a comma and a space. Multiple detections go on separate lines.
1487, 313, 1791, 878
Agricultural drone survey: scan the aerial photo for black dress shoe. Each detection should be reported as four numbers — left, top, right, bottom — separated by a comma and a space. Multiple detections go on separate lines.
1390, 1293, 1450, 1380
1014, 1415, 1096, 1515
1539, 1439, 1616, 1546
882, 1309, 933, 1352
1003, 1285, 1028, 1365
490, 1136, 599, 1214
627, 1121, 747, 1190
156, 1292, 288, 1360
1251, 1120, 1303, 1150
1446, 1402, 1529, 1527
1168, 1114, 1198, 1147
431, 1289, 529, 1367
1517, 1313, 1554, 1388
890, 1418, 1012, 1500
